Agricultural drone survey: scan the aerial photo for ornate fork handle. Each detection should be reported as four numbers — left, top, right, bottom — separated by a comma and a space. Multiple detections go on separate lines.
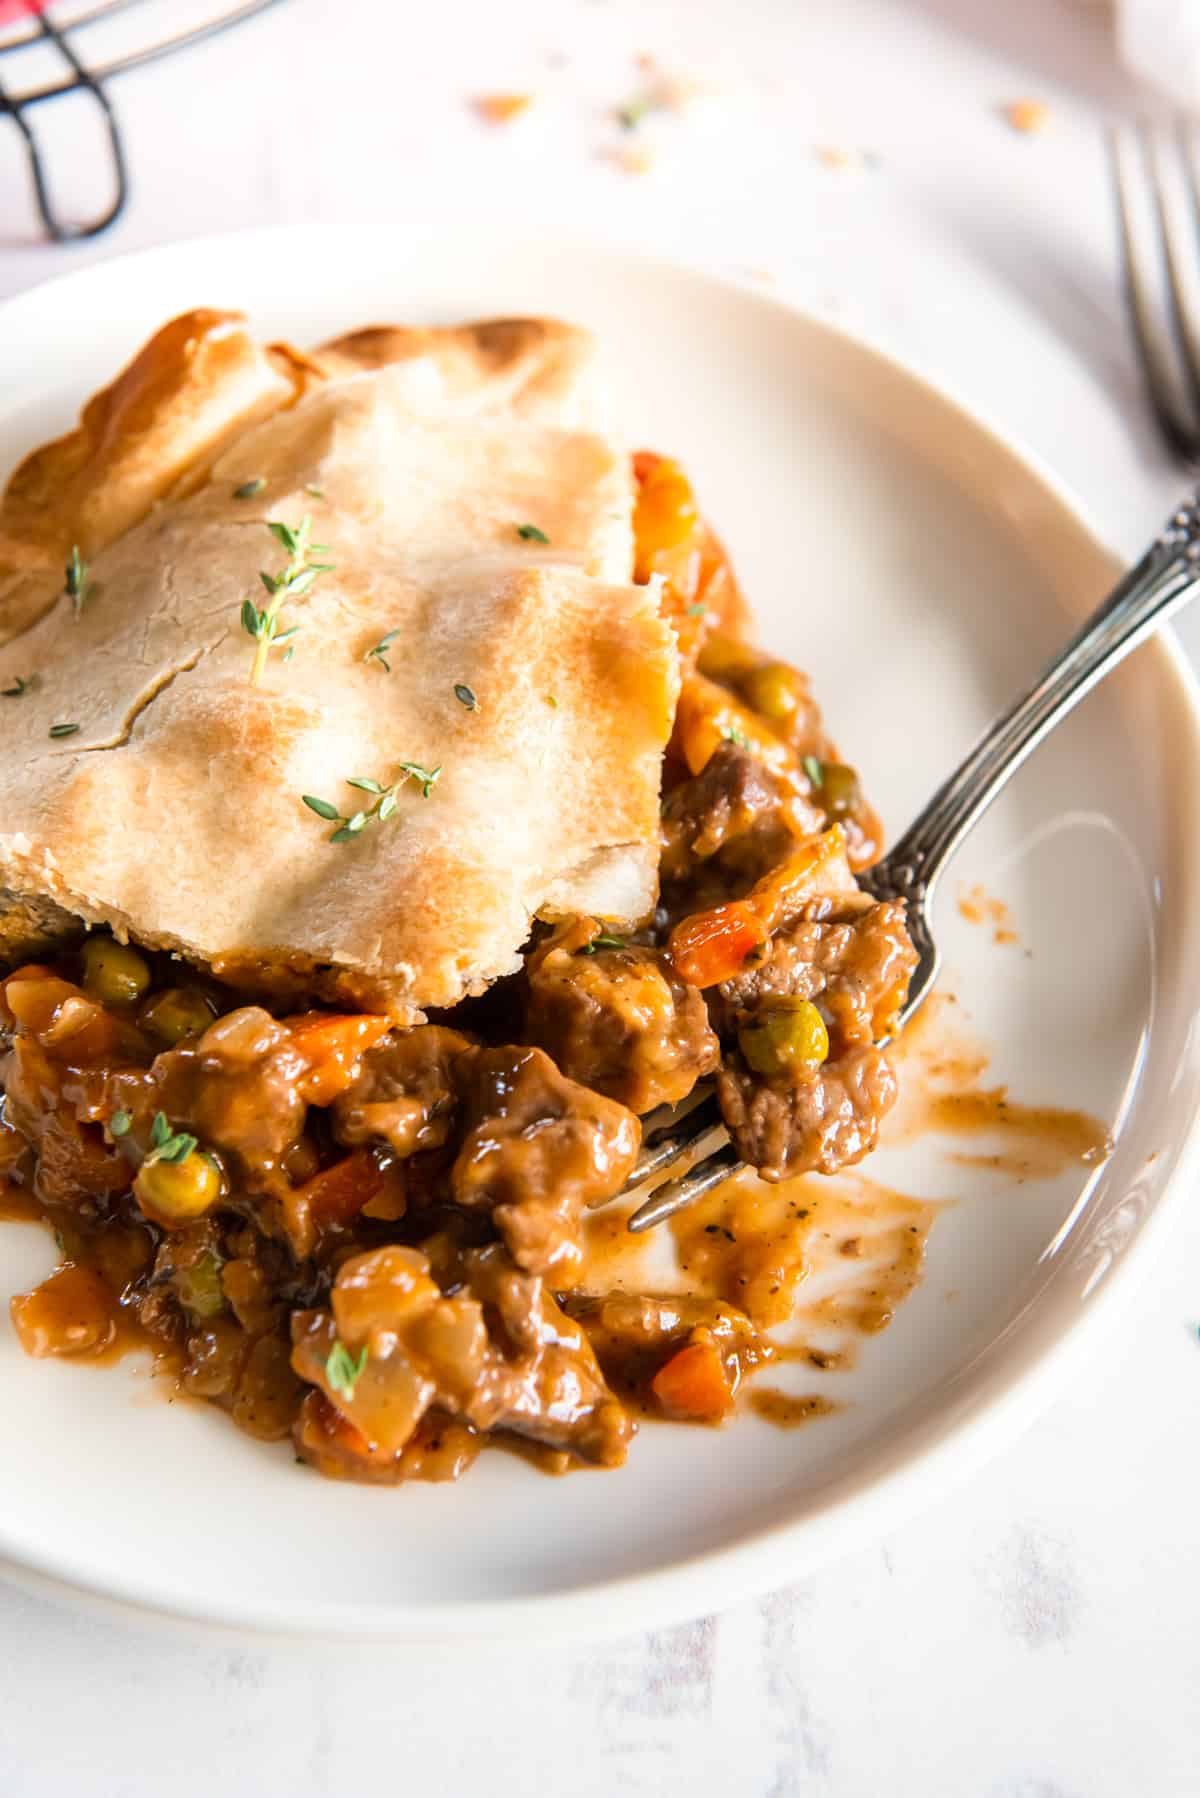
863, 494, 1200, 918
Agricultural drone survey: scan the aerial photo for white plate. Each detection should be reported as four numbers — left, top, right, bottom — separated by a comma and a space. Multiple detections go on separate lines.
1, 227, 1198, 1640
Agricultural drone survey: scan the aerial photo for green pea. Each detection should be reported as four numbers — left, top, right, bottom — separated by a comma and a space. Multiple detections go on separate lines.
81, 936, 152, 1007
135, 1152, 221, 1227
741, 661, 805, 727
816, 762, 861, 821
739, 998, 830, 1077
141, 987, 217, 1045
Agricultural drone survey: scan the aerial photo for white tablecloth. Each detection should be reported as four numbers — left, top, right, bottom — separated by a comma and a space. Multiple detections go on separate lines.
2, 3, 1198, 1793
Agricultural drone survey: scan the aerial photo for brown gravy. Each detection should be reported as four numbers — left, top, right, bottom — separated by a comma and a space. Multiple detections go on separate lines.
1, 1175, 174, 1373
749, 1389, 839, 1428
669, 1170, 938, 1337
887, 993, 1112, 1180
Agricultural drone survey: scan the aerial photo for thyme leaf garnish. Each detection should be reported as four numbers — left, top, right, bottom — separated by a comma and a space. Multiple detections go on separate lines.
233, 478, 266, 500
364, 628, 401, 672
516, 522, 550, 544
802, 755, 824, 787
581, 933, 627, 955
65, 545, 89, 618
243, 516, 334, 685
144, 1111, 197, 1167
302, 762, 441, 843
454, 683, 477, 710
326, 1339, 368, 1398
722, 724, 750, 749
48, 722, 80, 739
617, 93, 654, 130
1, 674, 36, 698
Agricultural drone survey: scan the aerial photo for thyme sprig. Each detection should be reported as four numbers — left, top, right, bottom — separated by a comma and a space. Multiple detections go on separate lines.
802, 755, 824, 787
302, 761, 441, 843
1, 673, 36, 698
242, 516, 334, 685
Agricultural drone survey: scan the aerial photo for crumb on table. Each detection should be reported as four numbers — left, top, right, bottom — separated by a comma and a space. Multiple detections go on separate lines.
1002, 99, 1049, 135
472, 94, 532, 126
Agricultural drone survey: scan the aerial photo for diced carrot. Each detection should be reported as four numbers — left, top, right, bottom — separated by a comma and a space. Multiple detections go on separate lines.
633, 454, 698, 582
743, 823, 854, 933
668, 899, 767, 988
283, 1012, 391, 1106
651, 1338, 733, 1421
295, 1149, 388, 1229
281, 1149, 402, 1257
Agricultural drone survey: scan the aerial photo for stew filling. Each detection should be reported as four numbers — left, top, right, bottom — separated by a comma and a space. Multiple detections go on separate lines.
0, 452, 916, 1482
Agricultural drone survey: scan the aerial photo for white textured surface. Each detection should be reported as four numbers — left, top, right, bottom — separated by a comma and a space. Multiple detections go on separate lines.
1, 1, 1199, 1792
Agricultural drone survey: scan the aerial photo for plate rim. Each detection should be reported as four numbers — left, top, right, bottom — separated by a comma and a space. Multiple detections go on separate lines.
1, 225, 1198, 1641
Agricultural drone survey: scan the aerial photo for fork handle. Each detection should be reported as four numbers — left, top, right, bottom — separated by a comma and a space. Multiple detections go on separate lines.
868, 493, 1200, 903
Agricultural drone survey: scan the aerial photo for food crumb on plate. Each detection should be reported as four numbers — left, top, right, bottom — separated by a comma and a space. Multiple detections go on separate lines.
957, 881, 1018, 946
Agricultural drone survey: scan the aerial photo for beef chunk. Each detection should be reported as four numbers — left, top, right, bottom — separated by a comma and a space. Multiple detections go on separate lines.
332, 1025, 473, 1157
526, 940, 718, 1114
717, 897, 915, 1049
463, 1243, 632, 1464
451, 1045, 639, 1283
291, 1241, 632, 1476
660, 742, 815, 901
718, 1043, 898, 1180
151, 1006, 308, 1165
714, 897, 916, 1181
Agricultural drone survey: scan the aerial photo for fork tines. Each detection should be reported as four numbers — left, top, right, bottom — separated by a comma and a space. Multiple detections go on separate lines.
1112, 121, 1200, 461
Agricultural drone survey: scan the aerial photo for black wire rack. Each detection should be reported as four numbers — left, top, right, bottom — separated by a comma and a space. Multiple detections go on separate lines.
0, 0, 288, 241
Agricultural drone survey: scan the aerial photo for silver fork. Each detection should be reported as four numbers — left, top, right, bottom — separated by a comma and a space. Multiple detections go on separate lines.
622, 491, 1200, 1232
622, 128, 1200, 1234
1112, 121, 1200, 460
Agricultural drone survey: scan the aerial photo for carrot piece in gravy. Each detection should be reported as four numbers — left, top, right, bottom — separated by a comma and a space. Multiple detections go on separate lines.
284, 1013, 391, 1106
651, 1338, 734, 1421
668, 899, 767, 988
